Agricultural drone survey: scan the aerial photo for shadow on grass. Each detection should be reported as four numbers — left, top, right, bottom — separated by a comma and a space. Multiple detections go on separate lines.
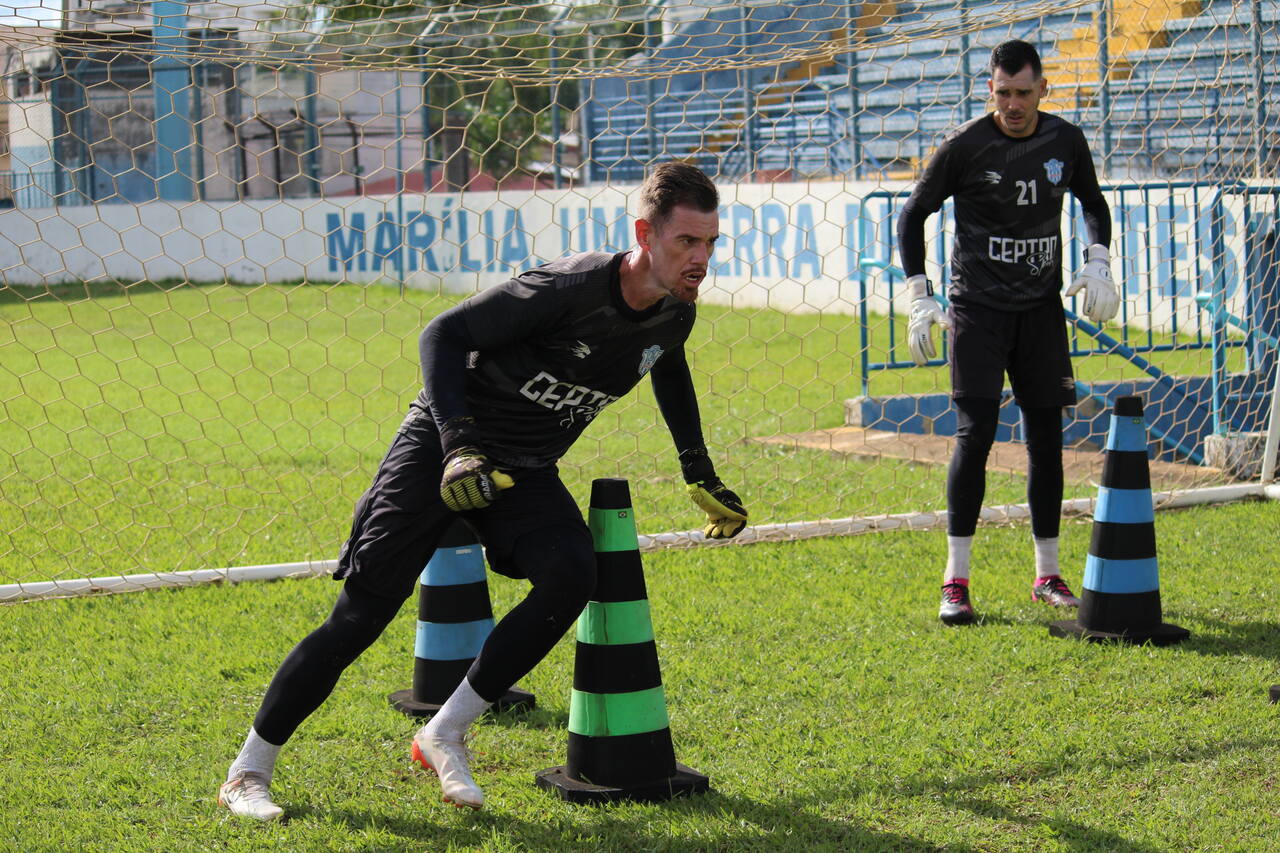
312, 787, 975, 852
485, 704, 571, 731
1171, 613, 1280, 665
887, 736, 1274, 853
929, 611, 1034, 630
943, 794, 1168, 853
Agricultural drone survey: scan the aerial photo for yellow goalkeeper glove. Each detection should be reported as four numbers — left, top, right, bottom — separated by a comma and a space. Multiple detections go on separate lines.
679, 447, 748, 539
686, 478, 748, 539
440, 449, 514, 511
439, 416, 515, 511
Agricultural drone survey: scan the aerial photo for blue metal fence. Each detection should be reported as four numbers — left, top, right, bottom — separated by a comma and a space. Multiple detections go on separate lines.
848, 182, 1280, 462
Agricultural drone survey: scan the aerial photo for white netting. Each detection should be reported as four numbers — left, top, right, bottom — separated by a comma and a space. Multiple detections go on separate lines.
0, 0, 1277, 599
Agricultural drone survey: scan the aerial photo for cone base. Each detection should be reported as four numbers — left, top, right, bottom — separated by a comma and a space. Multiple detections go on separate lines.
1269, 685, 1280, 704
388, 686, 536, 718
533, 762, 710, 804
1049, 619, 1189, 645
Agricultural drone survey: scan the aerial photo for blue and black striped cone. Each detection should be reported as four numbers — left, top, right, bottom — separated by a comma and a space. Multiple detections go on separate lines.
389, 519, 535, 716
534, 478, 710, 804
1049, 396, 1189, 645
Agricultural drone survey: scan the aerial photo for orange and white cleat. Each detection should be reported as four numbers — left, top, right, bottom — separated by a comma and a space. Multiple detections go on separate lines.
218, 772, 284, 822
411, 730, 484, 810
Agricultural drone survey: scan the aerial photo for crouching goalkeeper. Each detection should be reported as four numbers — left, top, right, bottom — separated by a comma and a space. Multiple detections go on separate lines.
217, 162, 748, 821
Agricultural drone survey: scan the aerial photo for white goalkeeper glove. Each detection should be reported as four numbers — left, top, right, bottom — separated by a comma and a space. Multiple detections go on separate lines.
905, 275, 950, 367
1064, 244, 1120, 324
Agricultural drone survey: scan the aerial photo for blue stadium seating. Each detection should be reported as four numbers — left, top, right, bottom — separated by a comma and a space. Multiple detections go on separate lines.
585, 0, 1278, 182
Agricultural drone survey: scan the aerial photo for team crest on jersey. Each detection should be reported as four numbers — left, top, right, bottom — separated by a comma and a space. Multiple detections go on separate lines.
1043, 158, 1064, 184
637, 345, 664, 376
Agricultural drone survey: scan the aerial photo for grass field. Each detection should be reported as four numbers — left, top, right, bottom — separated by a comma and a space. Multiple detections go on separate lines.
3, 499, 1280, 851
0, 281, 1246, 588
2, 280, 1278, 850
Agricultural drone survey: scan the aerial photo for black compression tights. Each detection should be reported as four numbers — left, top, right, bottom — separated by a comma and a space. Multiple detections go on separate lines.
947, 397, 1064, 539
251, 527, 596, 746
465, 526, 596, 701
253, 583, 403, 746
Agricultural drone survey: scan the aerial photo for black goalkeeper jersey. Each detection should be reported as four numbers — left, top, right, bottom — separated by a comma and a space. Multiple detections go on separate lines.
897, 112, 1111, 310
412, 251, 697, 468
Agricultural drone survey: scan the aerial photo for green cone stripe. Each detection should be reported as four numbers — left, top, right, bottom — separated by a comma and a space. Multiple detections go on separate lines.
568, 686, 671, 737
588, 507, 639, 553
576, 600, 654, 645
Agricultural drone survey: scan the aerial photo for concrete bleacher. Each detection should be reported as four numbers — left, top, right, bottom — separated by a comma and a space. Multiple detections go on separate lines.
585, 0, 1277, 182
1105, 0, 1279, 176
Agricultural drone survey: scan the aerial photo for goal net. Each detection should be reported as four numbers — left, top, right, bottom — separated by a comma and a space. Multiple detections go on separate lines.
0, 0, 1277, 599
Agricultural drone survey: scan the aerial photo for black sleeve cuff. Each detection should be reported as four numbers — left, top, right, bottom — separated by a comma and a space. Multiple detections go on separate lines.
678, 446, 716, 484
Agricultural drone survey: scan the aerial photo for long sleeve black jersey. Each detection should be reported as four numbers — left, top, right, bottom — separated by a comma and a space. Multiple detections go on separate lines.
413, 251, 700, 469
897, 112, 1111, 310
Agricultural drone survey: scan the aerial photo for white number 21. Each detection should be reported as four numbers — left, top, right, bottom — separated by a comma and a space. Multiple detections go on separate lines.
1016, 180, 1038, 205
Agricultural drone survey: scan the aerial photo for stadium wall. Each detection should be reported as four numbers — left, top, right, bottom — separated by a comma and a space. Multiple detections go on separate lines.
0, 179, 1272, 327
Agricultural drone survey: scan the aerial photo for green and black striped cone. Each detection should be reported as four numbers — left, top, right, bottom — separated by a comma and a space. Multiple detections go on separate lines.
1049, 396, 1189, 645
389, 519, 534, 717
535, 478, 710, 804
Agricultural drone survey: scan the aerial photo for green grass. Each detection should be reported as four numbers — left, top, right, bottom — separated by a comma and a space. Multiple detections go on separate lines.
3, 500, 1280, 850
0, 281, 1246, 586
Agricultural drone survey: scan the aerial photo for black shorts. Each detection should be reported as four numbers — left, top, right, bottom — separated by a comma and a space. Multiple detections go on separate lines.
948, 299, 1076, 408
334, 414, 591, 601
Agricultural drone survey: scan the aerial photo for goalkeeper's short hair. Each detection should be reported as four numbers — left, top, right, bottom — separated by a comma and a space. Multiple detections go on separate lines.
638, 162, 719, 228
990, 39, 1042, 78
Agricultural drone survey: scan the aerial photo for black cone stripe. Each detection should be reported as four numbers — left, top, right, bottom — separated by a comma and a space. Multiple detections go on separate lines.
567, 729, 678, 787
1089, 521, 1157, 561
1078, 589, 1164, 633
1114, 396, 1143, 417
413, 658, 472, 705
590, 478, 633, 510
573, 640, 663, 693
420, 581, 494, 623
437, 521, 478, 549
1101, 451, 1151, 490
593, 551, 648, 602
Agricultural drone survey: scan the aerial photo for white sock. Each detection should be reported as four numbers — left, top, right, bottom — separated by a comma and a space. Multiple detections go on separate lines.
227, 727, 282, 784
421, 678, 492, 743
1034, 536, 1060, 579
945, 535, 973, 583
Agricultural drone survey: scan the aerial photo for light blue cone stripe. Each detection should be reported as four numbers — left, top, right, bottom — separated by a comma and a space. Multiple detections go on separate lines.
1094, 487, 1155, 524
1083, 554, 1160, 595
421, 546, 486, 587
415, 618, 493, 660
1105, 415, 1149, 452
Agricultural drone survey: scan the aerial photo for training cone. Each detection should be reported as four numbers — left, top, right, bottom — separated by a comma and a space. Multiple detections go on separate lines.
534, 478, 710, 804
1049, 396, 1189, 645
389, 519, 534, 716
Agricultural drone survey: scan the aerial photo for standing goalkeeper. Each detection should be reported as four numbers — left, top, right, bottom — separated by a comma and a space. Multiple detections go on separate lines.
895, 40, 1118, 626
218, 161, 747, 820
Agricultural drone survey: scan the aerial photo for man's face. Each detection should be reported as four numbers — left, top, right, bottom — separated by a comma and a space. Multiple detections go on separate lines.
638, 205, 720, 303
989, 64, 1046, 138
